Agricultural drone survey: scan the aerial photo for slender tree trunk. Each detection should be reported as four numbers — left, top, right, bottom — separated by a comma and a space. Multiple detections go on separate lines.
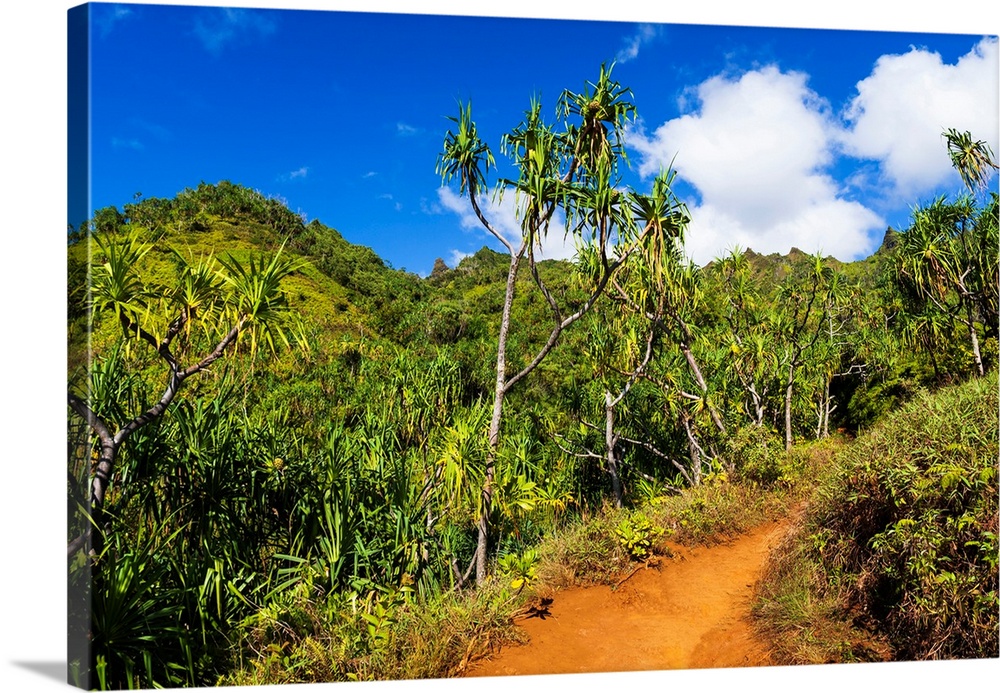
67, 395, 120, 557
605, 391, 623, 508
784, 361, 795, 452
823, 378, 832, 439
751, 386, 766, 426
679, 339, 726, 435
475, 252, 522, 585
968, 305, 984, 377
681, 413, 703, 485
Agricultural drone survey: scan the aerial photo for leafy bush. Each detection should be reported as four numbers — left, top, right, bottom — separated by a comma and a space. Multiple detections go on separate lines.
614, 512, 664, 560
497, 548, 540, 590
764, 373, 999, 661
726, 424, 791, 486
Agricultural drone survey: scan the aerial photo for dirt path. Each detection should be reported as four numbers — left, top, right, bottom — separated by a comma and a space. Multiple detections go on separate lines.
465, 519, 787, 678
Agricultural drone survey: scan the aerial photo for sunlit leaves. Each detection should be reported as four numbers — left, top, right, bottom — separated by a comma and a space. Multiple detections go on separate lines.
437, 100, 495, 198
944, 128, 999, 196
217, 244, 301, 356
90, 232, 153, 335
557, 62, 636, 175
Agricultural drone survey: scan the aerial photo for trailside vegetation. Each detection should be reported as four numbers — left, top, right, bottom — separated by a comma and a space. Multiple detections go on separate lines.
753, 373, 998, 662
67, 70, 998, 689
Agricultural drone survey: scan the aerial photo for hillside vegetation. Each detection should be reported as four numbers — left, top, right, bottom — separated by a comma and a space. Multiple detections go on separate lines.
754, 373, 998, 662
67, 85, 997, 689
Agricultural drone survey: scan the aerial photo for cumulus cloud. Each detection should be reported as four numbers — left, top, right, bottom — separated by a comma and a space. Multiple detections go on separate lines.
436, 187, 577, 262
616, 24, 661, 64
628, 65, 885, 265
193, 8, 277, 56
840, 37, 999, 199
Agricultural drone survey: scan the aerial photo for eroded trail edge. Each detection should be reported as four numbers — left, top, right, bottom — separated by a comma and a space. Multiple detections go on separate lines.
466, 519, 788, 677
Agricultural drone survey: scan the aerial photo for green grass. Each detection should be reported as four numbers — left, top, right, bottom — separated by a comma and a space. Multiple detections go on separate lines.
220, 578, 527, 685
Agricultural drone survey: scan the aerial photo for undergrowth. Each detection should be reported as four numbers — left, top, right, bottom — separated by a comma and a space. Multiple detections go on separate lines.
752, 373, 999, 663
221, 578, 525, 685
223, 434, 842, 683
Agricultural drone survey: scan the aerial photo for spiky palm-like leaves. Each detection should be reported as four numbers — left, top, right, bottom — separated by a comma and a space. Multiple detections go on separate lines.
436, 66, 668, 584
69, 233, 300, 559
944, 128, 998, 196
896, 195, 994, 376
437, 101, 495, 199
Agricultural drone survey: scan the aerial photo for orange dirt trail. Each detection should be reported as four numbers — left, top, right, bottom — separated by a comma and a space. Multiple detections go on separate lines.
465, 520, 788, 678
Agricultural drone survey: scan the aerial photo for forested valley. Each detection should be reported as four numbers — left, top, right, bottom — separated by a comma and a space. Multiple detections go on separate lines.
67, 69, 998, 689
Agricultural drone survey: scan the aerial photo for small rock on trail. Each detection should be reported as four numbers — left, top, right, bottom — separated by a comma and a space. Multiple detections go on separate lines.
465, 519, 787, 678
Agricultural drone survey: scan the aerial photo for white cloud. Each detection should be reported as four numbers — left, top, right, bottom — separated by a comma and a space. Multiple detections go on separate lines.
840, 37, 999, 199
628, 65, 885, 264
420, 197, 444, 215
448, 249, 473, 267
684, 198, 883, 266
437, 186, 577, 262
397, 122, 419, 136
277, 166, 309, 182
616, 24, 661, 64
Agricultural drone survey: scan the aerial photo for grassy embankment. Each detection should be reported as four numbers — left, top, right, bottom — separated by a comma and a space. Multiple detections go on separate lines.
752, 372, 999, 663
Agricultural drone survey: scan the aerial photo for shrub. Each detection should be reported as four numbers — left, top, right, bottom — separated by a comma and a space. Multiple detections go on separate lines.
614, 513, 664, 560
726, 425, 790, 486
764, 373, 999, 661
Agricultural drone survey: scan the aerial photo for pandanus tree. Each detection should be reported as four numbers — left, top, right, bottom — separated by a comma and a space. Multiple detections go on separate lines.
944, 128, 999, 197
554, 172, 693, 506
713, 248, 780, 429
895, 128, 999, 377
67, 232, 299, 557
604, 205, 735, 487
552, 310, 648, 508
437, 64, 680, 584
804, 268, 862, 440
774, 253, 835, 451
896, 194, 997, 377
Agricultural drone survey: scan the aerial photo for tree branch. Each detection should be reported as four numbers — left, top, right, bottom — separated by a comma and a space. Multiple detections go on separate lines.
617, 433, 693, 486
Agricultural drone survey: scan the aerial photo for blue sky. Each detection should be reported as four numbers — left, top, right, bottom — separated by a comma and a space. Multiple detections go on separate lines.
80, 3, 998, 274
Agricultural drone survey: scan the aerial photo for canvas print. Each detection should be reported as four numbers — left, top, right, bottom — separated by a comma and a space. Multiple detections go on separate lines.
67, 2, 999, 689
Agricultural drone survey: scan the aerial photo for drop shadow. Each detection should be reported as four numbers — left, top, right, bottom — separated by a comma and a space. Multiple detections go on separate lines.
10, 661, 66, 684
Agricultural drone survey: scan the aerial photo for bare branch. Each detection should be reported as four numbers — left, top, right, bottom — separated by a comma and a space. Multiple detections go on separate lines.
469, 190, 515, 254
617, 432, 694, 486
552, 433, 603, 460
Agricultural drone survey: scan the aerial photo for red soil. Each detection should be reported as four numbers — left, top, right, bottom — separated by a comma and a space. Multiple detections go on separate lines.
464, 520, 787, 678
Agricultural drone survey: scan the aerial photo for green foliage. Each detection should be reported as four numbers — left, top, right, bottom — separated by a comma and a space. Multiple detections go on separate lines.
944, 128, 999, 195
497, 548, 540, 590
68, 128, 1000, 687
726, 425, 794, 487
795, 374, 999, 659
614, 512, 664, 560
89, 520, 195, 690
